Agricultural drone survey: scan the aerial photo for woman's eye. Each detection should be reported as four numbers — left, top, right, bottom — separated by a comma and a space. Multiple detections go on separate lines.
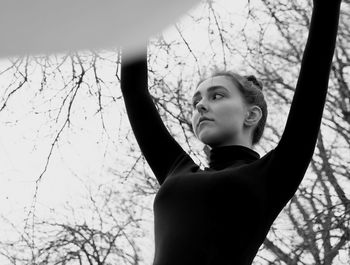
192, 94, 223, 107
213, 93, 223, 100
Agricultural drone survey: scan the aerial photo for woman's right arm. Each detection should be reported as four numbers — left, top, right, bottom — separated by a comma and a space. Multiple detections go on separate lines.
120, 45, 187, 185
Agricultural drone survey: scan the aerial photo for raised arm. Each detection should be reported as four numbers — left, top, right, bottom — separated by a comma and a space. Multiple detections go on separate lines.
269, 1, 342, 195
120, 44, 187, 185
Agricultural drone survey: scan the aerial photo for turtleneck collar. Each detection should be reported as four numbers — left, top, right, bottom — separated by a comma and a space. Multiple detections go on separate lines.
208, 145, 260, 170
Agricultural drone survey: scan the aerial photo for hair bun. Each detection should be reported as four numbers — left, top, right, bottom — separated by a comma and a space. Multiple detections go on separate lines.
245, 75, 263, 90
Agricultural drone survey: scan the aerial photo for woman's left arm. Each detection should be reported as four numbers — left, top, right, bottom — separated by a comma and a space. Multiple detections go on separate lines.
269, 1, 342, 196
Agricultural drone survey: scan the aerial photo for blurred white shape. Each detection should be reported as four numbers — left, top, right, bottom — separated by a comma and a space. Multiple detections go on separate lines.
0, 0, 200, 60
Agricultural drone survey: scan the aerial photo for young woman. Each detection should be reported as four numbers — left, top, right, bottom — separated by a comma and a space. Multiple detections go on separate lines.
120, 0, 342, 264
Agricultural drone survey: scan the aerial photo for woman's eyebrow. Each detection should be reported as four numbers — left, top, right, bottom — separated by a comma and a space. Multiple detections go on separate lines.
192, 86, 227, 100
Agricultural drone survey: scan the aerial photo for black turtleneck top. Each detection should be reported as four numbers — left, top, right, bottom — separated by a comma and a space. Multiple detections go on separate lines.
120, 2, 341, 264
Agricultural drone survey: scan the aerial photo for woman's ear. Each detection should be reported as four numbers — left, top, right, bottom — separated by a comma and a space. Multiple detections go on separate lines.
244, 106, 262, 127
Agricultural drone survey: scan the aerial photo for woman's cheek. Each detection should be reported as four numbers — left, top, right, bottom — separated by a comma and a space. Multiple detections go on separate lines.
191, 112, 198, 133
216, 106, 242, 129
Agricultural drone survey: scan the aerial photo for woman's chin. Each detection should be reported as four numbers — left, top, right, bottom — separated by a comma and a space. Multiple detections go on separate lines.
198, 130, 221, 146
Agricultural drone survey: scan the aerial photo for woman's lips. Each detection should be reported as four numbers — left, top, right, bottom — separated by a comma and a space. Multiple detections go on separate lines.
198, 119, 213, 127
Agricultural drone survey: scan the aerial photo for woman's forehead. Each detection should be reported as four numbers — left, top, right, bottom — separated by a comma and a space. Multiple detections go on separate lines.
193, 75, 237, 95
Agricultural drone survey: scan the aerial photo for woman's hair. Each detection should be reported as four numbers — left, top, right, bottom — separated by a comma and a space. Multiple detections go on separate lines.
195, 69, 268, 146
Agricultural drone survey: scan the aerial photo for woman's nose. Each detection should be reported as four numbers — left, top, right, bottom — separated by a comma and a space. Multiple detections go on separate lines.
196, 100, 208, 113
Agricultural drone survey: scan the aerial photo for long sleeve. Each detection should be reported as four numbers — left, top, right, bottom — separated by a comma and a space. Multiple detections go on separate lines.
267, 2, 342, 199
120, 45, 187, 185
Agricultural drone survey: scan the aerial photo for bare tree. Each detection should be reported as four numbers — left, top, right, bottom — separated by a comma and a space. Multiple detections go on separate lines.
0, 177, 148, 265
237, 0, 350, 263
0, 0, 349, 264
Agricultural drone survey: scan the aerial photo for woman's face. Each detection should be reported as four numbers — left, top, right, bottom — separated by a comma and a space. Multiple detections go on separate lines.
191, 75, 249, 147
